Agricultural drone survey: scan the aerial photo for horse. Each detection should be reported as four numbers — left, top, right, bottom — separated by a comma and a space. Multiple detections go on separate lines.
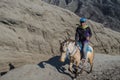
59, 38, 94, 79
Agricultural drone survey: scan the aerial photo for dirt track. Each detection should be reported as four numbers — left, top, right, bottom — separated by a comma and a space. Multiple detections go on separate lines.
0, 53, 120, 80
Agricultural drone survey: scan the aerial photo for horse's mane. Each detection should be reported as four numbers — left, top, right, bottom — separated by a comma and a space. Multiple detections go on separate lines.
66, 38, 75, 42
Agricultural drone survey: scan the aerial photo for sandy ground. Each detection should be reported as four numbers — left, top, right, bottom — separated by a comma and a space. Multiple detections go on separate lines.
0, 53, 120, 80
77, 54, 120, 80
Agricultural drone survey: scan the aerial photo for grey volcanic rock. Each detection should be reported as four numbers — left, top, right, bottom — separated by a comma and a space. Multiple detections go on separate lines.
43, 0, 120, 32
0, 0, 120, 73
87, 20, 120, 54
0, 64, 71, 80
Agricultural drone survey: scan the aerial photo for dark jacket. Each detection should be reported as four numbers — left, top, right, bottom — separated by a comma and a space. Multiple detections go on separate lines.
75, 25, 92, 42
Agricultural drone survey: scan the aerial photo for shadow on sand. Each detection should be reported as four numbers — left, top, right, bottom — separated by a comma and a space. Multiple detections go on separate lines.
0, 63, 15, 76
38, 56, 73, 78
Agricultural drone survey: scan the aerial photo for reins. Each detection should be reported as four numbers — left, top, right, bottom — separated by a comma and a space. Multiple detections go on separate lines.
66, 43, 78, 57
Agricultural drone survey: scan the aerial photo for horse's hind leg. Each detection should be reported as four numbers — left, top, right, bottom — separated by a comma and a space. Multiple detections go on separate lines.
89, 55, 93, 73
90, 60, 93, 73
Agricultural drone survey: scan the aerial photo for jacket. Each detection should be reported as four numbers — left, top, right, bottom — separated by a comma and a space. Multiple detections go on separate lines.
75, 25, 92, 42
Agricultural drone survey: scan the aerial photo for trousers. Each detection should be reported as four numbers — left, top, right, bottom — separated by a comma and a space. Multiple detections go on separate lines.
77, 41, 88, 59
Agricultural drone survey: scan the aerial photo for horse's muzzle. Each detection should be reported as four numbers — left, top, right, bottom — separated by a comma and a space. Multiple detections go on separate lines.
59, 57, 65, 62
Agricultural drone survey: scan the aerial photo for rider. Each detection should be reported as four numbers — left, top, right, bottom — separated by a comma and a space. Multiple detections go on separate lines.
75, 18, 92, 62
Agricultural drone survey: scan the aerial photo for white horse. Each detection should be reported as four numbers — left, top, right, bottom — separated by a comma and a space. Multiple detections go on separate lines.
60, 39, 94, 79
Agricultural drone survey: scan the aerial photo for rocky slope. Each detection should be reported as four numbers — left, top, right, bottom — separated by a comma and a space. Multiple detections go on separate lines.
0, 0, 120, 73
0, 0, 79, 72
43, 0, 120, 32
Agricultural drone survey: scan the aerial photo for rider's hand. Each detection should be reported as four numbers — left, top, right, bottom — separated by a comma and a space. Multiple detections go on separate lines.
75, 42, 77, 46
86, 37, 90, 41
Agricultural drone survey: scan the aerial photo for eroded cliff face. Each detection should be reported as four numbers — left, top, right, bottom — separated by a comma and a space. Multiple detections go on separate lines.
0, 0, 79, 54
0, 0, 120, 72
43, 0, 120, 32
0, 0, 79, 72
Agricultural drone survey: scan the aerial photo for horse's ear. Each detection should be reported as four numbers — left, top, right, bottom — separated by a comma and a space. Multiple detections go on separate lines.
66, 31, 71, 39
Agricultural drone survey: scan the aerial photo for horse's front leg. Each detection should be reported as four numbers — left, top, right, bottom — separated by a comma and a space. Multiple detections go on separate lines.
68, 61, 73, 73
74, 61, 80, 79
68, 57, 74, 73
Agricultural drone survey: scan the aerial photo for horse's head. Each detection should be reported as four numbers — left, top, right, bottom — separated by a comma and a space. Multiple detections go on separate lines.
59, 39, 70, 62
59, 39, 75, 62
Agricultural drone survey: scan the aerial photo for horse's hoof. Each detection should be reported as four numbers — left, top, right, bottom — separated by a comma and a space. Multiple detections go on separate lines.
87, 71, 90, 74
68, 68, 73, 73
88, 71, 92, 74
73, 78, 76, 80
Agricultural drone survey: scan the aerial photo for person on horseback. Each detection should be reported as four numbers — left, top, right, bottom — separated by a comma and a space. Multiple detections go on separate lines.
75, 18, 92, 63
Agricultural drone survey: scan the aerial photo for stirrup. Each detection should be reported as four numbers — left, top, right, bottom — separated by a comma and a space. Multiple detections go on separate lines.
82, 58, 86, 62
